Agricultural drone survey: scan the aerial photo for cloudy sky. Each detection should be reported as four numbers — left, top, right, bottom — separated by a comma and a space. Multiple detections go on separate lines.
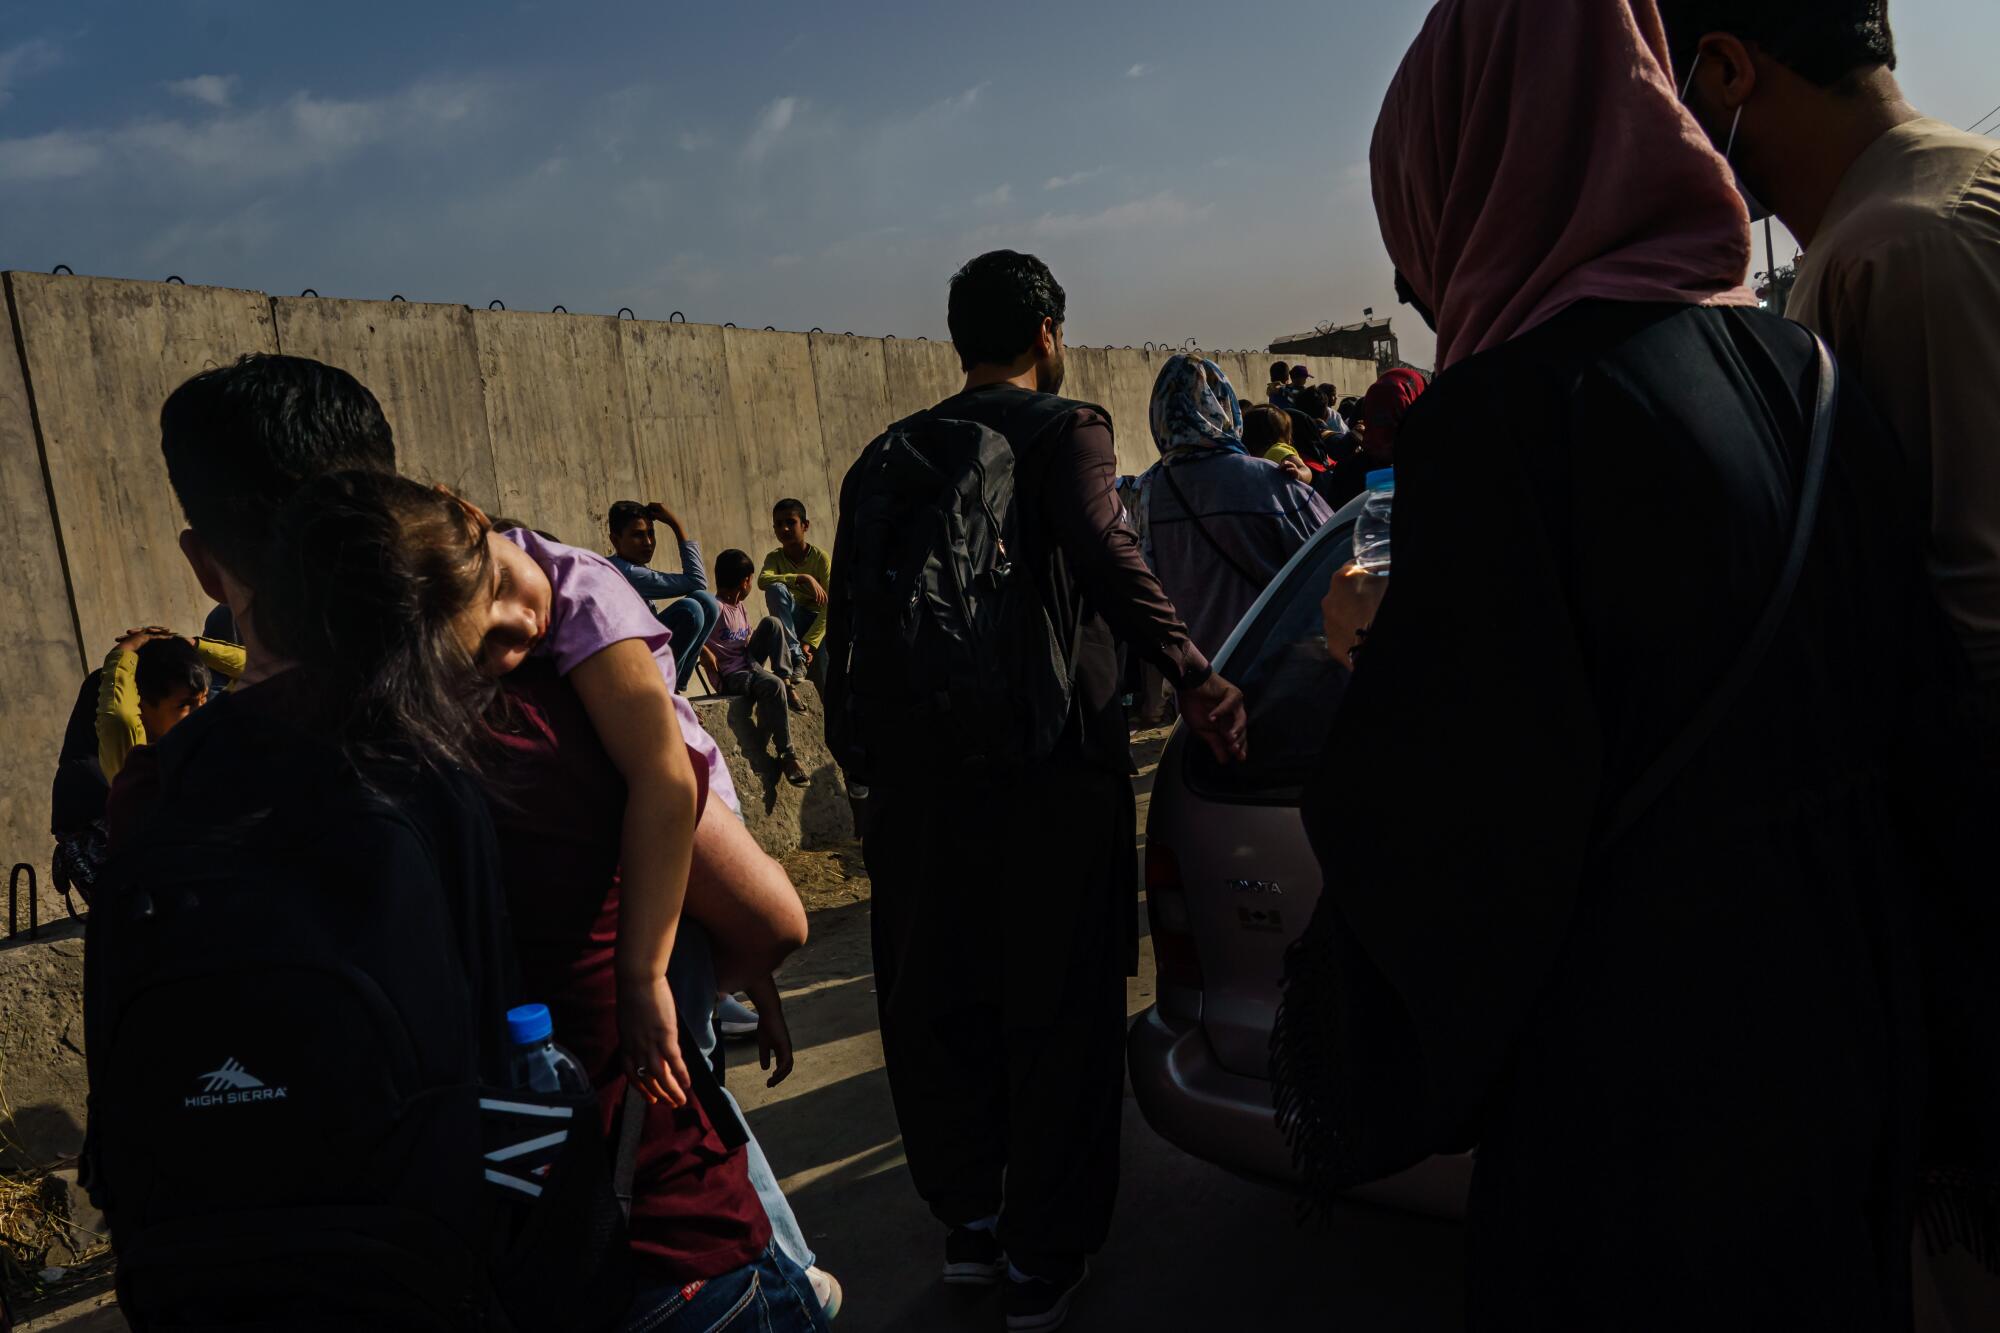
3, 0, 1995, 367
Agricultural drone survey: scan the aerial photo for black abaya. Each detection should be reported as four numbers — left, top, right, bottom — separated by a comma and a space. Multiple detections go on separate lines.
1276, 301, 1958, 1330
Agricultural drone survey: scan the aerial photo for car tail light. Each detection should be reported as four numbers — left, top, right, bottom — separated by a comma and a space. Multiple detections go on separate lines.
1145, 843, 1204, 994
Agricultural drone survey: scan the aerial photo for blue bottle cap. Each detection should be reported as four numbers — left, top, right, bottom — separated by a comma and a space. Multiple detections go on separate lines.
506, 1003, 553, 1047
1366, 468, 1395, 490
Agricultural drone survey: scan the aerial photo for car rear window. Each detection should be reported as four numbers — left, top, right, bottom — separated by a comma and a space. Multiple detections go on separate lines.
1182, 520, 1354, 804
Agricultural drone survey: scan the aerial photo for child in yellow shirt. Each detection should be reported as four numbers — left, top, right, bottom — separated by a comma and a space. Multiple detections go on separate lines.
96, 628, 244, 779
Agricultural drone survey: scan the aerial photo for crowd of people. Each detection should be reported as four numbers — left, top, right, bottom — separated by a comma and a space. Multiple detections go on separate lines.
45, 0, 2000, 1329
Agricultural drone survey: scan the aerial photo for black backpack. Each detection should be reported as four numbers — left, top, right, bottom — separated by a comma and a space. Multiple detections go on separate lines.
83, 699, 636, 1331
823, 388, 1095, 780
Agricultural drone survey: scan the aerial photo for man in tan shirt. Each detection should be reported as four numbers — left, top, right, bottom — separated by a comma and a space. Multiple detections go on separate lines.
1665, 0, 2000, 681
1665, 5, 2000, 1329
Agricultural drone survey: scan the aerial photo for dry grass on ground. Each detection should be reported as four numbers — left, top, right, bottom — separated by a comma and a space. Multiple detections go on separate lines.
781, 840, 869, 913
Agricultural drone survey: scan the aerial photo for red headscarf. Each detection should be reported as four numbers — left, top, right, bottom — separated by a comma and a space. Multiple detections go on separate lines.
1372, 0, 1757, 372
1361, 368, 1429, 453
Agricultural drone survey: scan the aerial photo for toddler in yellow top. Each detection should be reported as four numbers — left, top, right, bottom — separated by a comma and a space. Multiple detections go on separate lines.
96, 627, 244, 779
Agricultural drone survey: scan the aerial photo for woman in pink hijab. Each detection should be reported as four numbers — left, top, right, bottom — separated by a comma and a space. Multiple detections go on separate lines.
1274, 1, 1959, 1327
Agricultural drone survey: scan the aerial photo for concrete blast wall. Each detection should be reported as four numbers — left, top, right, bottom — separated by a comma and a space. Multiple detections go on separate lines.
0, 273, 1376, 914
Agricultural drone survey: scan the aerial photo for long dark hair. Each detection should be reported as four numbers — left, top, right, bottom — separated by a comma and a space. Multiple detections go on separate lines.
256, 470, 496, 776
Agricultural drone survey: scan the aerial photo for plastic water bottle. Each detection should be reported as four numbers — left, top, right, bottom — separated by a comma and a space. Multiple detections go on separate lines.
506, 1003, 592, 1095
1351, 468, 1395, 574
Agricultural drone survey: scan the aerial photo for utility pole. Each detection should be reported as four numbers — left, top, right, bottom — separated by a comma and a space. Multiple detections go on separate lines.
1764, 216, 1778, 308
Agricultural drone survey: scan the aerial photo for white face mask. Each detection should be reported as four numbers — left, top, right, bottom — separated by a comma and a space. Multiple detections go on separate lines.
1680, 53, 1773, 223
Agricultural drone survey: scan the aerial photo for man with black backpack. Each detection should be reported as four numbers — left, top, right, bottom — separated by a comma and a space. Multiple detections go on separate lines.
823, 250, 1247, 1332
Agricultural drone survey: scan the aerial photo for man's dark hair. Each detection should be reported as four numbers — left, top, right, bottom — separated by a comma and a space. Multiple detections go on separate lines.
1243, 404, 1293, 452
715, 548, 756, 586
1295, 385, 1332, 420
608, 500, 649, 539
159, 353, 396, 586
134, 637, 207, 703
947, 250, 1067, 373
1337, 395, 1365, 426
1659, 0, 1895, 89
773, 498, 808, 525
1268, 359, 1290, 384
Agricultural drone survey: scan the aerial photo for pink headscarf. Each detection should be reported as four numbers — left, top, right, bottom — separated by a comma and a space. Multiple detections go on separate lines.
1372, 0, 1757, 372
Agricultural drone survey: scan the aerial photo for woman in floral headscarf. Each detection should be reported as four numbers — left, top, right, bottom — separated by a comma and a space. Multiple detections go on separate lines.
1133, 354, 1329, 660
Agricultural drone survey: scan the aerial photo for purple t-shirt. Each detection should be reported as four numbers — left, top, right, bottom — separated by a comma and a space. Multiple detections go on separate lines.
500, 528, 740, 817
709, 598, 753, 679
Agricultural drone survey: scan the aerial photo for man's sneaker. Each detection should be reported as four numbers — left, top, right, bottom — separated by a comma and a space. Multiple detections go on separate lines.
806, 1265, 842, 1321
1002, 1263, 1088, 1332
942, 1227, 1007, 1286
716, 993, 760, 1038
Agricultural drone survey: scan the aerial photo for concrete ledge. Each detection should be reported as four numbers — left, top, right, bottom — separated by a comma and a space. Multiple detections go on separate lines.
689, 680, 851, 859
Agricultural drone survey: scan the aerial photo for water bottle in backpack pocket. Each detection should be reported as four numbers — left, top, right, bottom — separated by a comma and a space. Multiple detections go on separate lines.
84, 720, 635, 1331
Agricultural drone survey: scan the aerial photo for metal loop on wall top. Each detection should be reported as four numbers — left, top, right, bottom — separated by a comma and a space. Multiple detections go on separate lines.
669, 311, 686, 324
620, 308, 638, 321
165, 274, 185, 285
763, 325, 776, 332
488, 299, 505, 310
724, 322, 737, 328
809, 327, 824, 334
552, 304, 567, 314
300, 288, 320, 298
51, 263, 75, 275
8, 863, 39, 941
390, 294, 407, 302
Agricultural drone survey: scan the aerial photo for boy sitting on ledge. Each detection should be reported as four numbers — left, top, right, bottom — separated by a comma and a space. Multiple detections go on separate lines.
704, 549, 810, 789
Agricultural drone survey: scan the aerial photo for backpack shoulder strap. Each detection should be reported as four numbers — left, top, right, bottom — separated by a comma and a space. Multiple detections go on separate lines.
927, 388, 1107, 457
612, 1084, 646, 1221
1601, 333, 1838, 847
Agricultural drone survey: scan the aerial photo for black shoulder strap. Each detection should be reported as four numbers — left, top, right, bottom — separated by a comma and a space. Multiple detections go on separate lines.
612, 1084, 646, 1221
928, 388, 1104, 457
1601, 334, 1838, 847
1157, 462, 1265, 592
610, 1016, 748, 1222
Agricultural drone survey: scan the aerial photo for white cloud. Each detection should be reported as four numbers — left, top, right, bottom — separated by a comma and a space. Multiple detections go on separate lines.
0, 129, 102, 181
654, 250, 723, 296
1043, 167, 1102, 191
0, 38, 60, 106
744, 96, 799, 163
0, 77, 495, 186
973, 183, 1012, 209
677, 128, 716, 152
1025, 191, 1204, 239
1126, 63, 1152, 79
166, 74, 237, 108
939, 83, 988, 114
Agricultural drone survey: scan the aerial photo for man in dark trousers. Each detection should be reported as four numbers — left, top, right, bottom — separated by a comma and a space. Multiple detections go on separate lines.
836, 250, 1247, 1331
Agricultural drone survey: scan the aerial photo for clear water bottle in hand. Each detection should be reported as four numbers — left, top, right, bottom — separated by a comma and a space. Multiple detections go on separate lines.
1352, 468, 1395, 574
506, 1002, 592, 1095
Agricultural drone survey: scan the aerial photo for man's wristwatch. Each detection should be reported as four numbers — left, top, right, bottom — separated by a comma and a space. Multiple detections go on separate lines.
1179, 662, 1214, 692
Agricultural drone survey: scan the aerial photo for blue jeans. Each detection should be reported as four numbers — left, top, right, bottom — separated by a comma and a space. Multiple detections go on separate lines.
659, 591, 722, 692
668, 923, 818, 1272
763, 583, 818, 674
618, 1241, 828, 1333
